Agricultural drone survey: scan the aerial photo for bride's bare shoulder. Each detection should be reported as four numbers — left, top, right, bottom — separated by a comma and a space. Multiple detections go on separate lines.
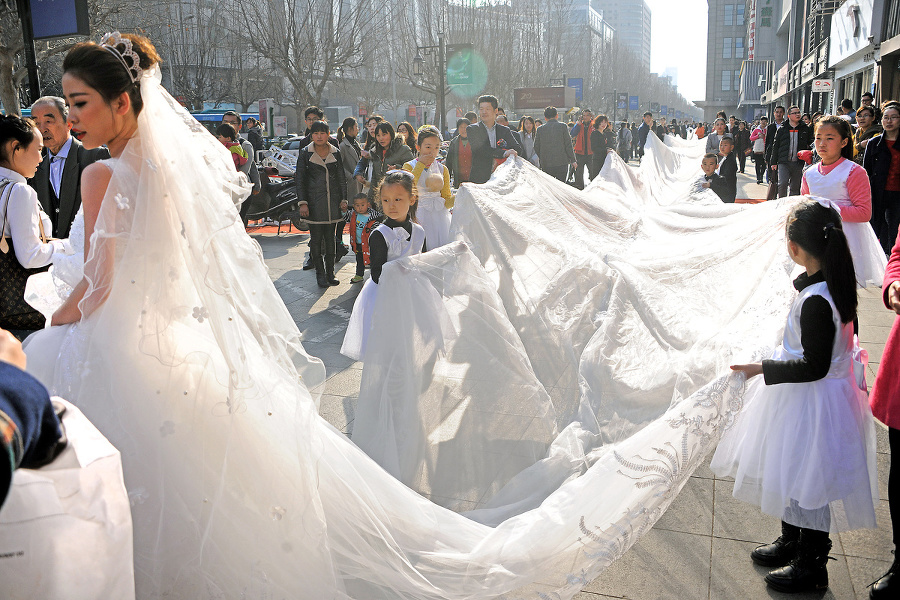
81, 162, 113, 206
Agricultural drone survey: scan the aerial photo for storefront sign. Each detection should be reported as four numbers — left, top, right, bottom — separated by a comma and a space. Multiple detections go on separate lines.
747, 0, 757, 61
811, 79, 834, 92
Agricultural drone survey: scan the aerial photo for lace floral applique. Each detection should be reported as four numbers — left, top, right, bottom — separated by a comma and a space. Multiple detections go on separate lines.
114, 193, 130, 210
192, 306, 209, 323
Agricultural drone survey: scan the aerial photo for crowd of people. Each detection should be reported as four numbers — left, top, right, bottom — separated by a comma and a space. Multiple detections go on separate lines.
1, 28, 900, 600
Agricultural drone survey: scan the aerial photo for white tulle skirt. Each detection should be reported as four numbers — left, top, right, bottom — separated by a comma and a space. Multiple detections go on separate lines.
843, 220, 888, 288
711, 353, 878, 532
341, 278, 377, 360
417, 193, 452, 251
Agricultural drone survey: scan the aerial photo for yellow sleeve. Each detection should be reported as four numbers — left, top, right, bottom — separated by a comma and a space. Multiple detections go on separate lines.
402, 162, 414, 172
441, 164, 454, 208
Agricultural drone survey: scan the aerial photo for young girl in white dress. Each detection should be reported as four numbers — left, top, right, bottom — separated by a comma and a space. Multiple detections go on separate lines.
801, 115, 886, 287
402, 126, 451, 250
340, 170, 426, 360
711, 199, 877, 594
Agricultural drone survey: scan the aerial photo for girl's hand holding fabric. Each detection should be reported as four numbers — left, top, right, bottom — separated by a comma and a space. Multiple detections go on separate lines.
731, 363, 763, 378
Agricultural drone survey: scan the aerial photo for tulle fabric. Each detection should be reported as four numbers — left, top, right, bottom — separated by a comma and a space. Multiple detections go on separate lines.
711, 283, 877, 532
341, 224, 426, 361
18, 83, 825, 600
24, 206, 87, 322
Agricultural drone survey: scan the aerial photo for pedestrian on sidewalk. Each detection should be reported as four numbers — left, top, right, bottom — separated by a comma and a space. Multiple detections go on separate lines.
569, 109, 594, 189
853, 105, 882, 165
589, 114, 615, 178
711, 199, 877, 595
863, 102, 900, 253
295, 120, 348, 288
705, 118, 726, 154
709, 135, 737, 203
750, 117, 768, 184
617, 122, 633, 162
636, 112, 653, 159
734, 120, 751, 174
534, 106, 576, 183
346, 193, 383, 283
765, 106, 786, 199
868, 225, 900, 599
770, 106, 812, 198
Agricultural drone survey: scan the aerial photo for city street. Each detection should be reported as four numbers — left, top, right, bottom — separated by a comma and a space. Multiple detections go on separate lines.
254, 165, 896, 600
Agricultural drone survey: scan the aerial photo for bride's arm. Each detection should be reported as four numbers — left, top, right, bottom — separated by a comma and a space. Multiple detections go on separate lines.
50, 163, 113, 326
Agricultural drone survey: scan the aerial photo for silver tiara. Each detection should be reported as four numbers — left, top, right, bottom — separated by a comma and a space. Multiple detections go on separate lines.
100, 32, 142, 84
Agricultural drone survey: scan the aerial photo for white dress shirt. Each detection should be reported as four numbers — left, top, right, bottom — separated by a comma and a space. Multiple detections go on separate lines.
0, 166, 70, 268
485, 122, 497, 148
49, 136, 73, 197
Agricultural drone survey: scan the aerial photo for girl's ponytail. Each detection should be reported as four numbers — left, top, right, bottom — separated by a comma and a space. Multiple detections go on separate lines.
786, 200, 857, 323
822, 224, 858, 323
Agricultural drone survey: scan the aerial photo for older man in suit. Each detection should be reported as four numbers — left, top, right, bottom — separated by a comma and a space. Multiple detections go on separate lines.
28, 96, 109, 239
467, 95, 523, 184
534, 106, 576, 182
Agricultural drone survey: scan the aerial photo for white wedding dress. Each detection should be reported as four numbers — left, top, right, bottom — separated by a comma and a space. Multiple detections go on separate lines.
21, 67, 875, 599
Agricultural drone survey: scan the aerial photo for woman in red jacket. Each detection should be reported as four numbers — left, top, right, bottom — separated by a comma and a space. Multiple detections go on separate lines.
870, 228, 900, 599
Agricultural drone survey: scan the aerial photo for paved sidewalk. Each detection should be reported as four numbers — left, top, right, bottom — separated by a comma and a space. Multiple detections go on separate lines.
256, 167, 895, 599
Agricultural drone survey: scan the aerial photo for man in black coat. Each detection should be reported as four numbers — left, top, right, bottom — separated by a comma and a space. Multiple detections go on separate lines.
467, 95, 523, 184
534, 106, 576, 182
27, 96, 109, 239
764, 105, 786, 200
636, 112, 653, 159
769, 106, 811, 198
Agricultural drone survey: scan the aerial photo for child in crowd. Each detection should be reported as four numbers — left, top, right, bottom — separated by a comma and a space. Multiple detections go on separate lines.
341, 170, 426, 360
403, 126, 452, 250
216, 123, 247, 171
346, 192, 383, 284
801, 115, 886, 288
711, 135, 737, 203
711, 200, 877, 594
695, 153, 721, 197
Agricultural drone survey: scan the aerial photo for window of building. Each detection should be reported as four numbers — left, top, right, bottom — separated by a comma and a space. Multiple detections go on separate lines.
724, 4, 733, 26
723, 37, 732, 59
735, 70, 741, 91
722, 70, 731, 91
736, 5, 745, 26
735, 38, 744, 58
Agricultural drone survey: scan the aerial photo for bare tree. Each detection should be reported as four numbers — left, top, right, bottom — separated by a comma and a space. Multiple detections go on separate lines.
240, 0, 367, 118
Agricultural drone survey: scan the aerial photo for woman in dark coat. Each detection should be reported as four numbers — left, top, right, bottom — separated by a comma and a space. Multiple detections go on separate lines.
354, 122, 414, 201
589, 114, 616, 178
295, 121, 348, 287
863, 102, 900, 253
733, 121, 752, 174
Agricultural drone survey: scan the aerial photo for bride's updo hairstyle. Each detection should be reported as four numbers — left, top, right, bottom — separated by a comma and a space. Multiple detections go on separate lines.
62, 33, 161, 116
0, 115, 38, 166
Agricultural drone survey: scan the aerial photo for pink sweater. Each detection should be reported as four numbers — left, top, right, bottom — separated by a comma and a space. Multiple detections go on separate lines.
800, 157, 872, 223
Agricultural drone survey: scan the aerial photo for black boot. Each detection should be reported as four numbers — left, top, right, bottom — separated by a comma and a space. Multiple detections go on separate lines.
325, 255, 339, 286
303, 254, 315, 270
314, 256, 329, 288
765, 529, 831, 593
751, 521, 800, 567
870, 554, 900, 599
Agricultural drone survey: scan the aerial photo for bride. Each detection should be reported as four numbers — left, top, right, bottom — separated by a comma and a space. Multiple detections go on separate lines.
22, 32, 792, 600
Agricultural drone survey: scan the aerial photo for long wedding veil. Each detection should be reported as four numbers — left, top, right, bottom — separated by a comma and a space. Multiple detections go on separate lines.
35, 67, 865, 599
